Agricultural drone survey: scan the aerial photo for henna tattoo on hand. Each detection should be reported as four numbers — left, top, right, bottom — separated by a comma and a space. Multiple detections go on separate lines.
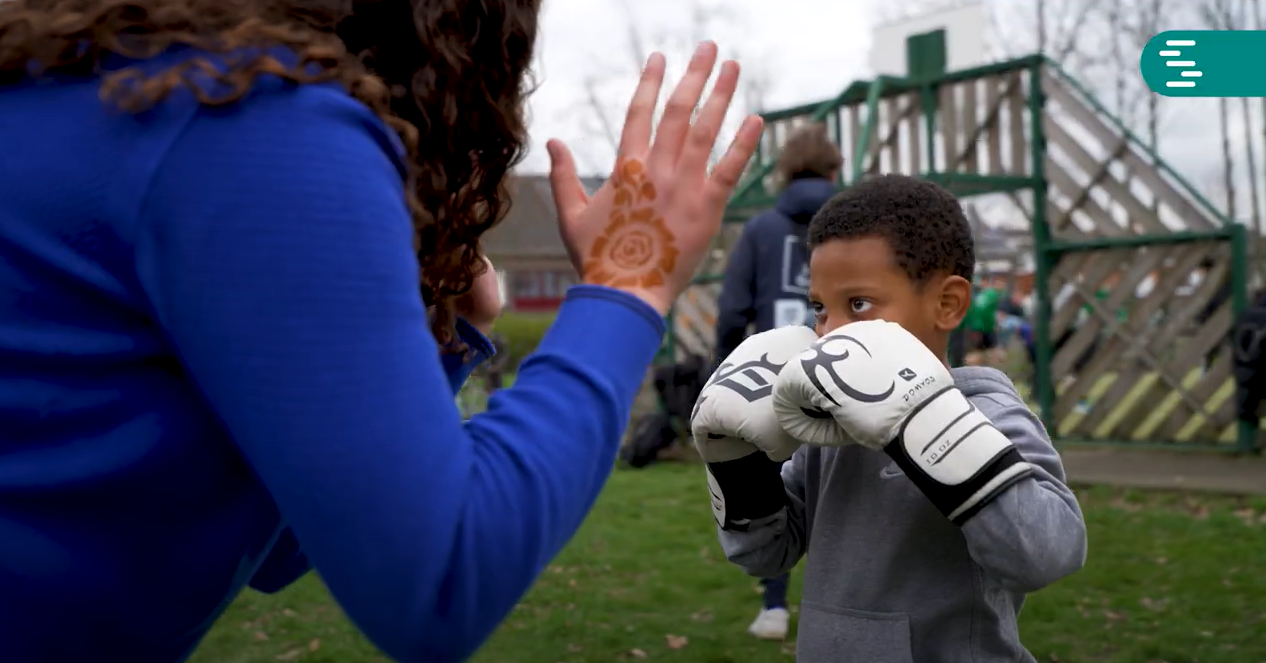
583, 159, 678, 289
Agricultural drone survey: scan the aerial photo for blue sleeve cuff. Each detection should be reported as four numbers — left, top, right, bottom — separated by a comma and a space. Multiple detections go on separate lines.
529, 285, 666, 395
441, 318, 496, 394
564, 285, 667, 334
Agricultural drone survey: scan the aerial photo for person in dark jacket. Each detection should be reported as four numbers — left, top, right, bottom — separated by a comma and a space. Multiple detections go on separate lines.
712, 122, 841, 640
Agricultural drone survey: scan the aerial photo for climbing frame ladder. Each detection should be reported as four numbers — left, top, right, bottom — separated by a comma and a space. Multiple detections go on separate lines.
666, 53, 1259, 453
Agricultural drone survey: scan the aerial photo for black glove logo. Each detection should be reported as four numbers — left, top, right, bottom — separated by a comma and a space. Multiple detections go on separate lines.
705, 354, 786, 403
801, 335, 894, 404
899, 368, 917, 381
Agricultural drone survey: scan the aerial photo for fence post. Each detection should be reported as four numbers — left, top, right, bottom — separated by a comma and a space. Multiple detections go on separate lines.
1028, 59, 1056, 433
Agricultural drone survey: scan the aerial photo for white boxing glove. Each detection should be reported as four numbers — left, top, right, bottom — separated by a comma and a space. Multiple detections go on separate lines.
691, 326, 818, 531
773, 320, 1033, 525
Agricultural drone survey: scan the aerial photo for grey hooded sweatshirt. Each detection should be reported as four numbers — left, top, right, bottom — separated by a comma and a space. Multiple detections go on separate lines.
719, 367, 1087, 663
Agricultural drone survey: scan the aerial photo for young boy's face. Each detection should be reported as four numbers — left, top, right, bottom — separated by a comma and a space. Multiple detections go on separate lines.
807, 236, 971, 360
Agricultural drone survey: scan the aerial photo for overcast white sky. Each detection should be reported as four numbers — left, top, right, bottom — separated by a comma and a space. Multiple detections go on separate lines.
522, 0, 874, 173
517, 0, 1246, 213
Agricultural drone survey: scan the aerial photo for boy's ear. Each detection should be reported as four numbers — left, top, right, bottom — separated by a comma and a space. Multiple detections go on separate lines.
935, 275, 972, 332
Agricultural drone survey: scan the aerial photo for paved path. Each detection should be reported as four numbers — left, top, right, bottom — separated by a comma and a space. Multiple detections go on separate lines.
1060, 447, 1266, 495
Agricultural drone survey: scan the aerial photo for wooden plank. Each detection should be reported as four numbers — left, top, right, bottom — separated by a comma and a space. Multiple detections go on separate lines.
1007, 71, 1026, 174
884, 97, 900, 173
673, 285, 721, 361
1187, 353, 1237, 442
1048, 251, 1124, 359
1149, 296, 1236, 440
1045, 117, 1168, 235
1130, 305, 1233, 440
960, 79, 979, 173
758, 122, 781, 194
1053, 245, 1193, 427
863, 96, 921, 175
1046, 252, 1099, 342
986, 76, 1004, 175
1045, 157, 1128, 238
1045, 137, 1130, 236
940, 82, 959, 174
849, 104, 862, 173
684, 284, 720, 332
1071, 244, 1221, 434
946, 73, 1021, 173
1043, 72, 1217, 231
906, 91, 921, 175
1109, 247, 1234, 436
868, 99, 881, 171
1051, 251, 1167, 422
1156, 348, 1234, 442
698, 225, 745, 276
673, 308, 706, 361
1010, 190, 1091, 243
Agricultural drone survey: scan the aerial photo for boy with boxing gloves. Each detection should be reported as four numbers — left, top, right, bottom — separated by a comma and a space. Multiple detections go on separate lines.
691, 174, 1086, 663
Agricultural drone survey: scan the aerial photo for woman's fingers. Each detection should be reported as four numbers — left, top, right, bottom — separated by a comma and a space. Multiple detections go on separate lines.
617, 52, 667, 159
546, 139, 590, 272
675, 59, 741, 181
648, 41, 719, 171
547, 139, 588, 227
705, 115, 765, 209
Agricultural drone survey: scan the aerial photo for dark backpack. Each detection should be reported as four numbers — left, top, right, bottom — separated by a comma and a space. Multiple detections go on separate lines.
620, 355, 711, 468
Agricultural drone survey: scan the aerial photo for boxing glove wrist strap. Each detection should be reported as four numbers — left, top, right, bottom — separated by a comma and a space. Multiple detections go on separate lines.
705, 452, 786, 532
885, 386, 1033, 526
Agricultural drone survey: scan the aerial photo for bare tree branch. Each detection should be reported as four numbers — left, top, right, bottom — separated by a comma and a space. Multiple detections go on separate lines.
1201, 0, 1239, 218
616, 0, 649, 69
581, 77, 622, 157
1049, 0, 1099, 63
566, 0, 769, 169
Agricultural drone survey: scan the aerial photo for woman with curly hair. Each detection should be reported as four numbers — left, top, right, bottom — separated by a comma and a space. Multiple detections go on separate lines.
0, 1, 762, 661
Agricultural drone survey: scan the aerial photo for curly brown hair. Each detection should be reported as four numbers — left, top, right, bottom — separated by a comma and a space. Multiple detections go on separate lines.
0, 0, 540, 343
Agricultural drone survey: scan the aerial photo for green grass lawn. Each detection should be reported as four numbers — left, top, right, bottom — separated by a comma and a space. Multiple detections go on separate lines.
189, 464, 1266, 663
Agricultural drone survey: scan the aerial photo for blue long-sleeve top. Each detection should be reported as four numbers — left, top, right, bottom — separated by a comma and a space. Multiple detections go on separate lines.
0, 56, 664, 662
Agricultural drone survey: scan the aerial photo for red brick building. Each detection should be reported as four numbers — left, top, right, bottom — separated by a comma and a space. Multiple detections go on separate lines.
483, 173, 606, 312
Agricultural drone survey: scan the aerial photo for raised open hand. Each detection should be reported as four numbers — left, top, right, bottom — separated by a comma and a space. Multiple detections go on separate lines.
546, 41, 764, 315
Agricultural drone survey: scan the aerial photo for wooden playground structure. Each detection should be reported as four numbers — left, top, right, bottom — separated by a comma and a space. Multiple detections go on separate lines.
662, 34, 1261, 454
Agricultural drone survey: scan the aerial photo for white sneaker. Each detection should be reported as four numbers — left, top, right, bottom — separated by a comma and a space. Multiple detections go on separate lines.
748, 607, 790, 640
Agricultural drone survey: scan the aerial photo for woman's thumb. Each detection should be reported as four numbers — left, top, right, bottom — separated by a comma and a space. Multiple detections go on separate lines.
547, 139, 587, 224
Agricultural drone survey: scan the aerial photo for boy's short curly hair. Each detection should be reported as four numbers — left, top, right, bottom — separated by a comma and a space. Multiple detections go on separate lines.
808, 174, 975, 285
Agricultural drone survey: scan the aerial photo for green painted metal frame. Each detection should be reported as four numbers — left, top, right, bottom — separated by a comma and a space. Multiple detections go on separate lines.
1027, 59, 1055, 439
666, 54, 1253, 454
852, 77, 888, 183
1031, 63, 1247, 453
1040, 226, 1252, 453
667, 56, 1047, 365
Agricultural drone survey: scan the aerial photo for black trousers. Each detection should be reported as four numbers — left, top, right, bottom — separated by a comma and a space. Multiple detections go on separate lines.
1233, 308, 1266, 427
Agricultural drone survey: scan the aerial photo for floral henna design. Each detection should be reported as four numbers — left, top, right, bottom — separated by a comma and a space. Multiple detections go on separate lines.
583, 159, 679, 289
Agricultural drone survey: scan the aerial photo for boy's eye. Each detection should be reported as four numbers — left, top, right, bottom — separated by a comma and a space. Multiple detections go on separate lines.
850, 298, 873, 314
809, 301, 824, 314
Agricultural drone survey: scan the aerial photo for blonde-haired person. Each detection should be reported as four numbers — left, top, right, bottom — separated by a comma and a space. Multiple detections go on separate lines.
712, 121, 841, 640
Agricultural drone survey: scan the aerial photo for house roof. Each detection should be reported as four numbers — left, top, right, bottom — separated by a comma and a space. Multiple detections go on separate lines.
483, 173, 607, 260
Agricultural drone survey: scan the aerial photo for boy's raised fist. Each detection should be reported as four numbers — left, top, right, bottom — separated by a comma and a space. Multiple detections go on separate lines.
773, 320, 1032, 525
691, 326, 817, 530
773, 320, 950, 448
